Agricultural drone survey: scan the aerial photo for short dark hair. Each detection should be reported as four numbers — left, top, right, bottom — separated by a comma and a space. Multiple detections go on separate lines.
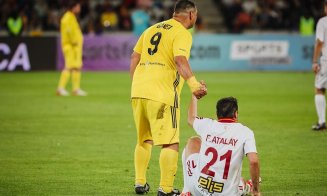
216, 97, 238, 119
67, 0, 80, 10
174, 0, 196, 13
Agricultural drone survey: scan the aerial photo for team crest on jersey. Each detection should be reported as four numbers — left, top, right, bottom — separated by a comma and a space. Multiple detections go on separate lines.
198, 176, 224, 194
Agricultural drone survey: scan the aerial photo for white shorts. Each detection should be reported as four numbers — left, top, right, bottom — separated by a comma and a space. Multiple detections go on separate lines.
182, 152, 247, 196
182, 153, 201, 196
315, 60, 327, 89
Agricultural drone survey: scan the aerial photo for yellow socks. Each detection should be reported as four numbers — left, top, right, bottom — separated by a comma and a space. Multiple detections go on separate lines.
58, 69, 70, 89
72, 70, 81, 91
159, 148, 178, 193
135, 144, 178, 192
134, 142, 152, 185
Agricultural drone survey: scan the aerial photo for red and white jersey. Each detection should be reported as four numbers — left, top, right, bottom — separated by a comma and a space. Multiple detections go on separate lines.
193, 117, 257, 196
316, 16, 327, 60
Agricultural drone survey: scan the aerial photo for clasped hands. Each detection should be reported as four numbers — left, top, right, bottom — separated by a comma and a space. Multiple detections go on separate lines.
193, 80, 207, 99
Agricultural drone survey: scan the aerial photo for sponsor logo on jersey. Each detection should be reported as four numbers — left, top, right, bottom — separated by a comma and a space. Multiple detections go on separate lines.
198, 176, 224, 194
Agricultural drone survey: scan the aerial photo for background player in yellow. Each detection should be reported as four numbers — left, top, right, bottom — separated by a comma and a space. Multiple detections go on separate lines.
130, 1, 207, 195
57, 0, 87, 96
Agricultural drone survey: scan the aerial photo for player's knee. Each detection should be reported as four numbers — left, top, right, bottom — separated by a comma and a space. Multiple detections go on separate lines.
186, 136, 201, 153
136, 141, 153, 150
162, 143, 179, 151
144, 140, 153, 146
188, 136, 201, 146
137, 140, 153, 146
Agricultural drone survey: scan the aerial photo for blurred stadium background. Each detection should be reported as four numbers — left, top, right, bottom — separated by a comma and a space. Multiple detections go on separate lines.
1, 0, 327, 195
0, 0, 322, 71
0, 0, 323, 35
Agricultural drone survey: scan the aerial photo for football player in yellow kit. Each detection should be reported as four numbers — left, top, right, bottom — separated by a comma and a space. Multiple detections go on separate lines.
57, 0, 86, 96
130, 0, 207, 195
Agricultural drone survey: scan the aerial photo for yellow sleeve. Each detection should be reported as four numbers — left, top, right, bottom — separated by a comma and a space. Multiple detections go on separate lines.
60, 19, 68, 42
133, 32, 145, 54
61, 16, 78, 45
68, 19, 79, 44
173, 30, 192, 58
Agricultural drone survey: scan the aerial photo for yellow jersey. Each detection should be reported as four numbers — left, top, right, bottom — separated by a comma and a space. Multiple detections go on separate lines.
131, 19, 193, 108
60, 11, 83, 67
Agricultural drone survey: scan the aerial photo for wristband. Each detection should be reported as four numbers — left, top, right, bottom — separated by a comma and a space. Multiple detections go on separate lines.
187, 76, 201, 93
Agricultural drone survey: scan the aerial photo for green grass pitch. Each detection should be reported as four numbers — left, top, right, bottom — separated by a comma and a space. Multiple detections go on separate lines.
0, 72, 326, 195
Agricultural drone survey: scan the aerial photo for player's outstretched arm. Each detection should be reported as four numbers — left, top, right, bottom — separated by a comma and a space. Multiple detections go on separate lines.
130, 52, 141, 80
187, 95, 198, 127
247, 152, 260, 196
175, 56, 207, 99
174, 56, 194, 79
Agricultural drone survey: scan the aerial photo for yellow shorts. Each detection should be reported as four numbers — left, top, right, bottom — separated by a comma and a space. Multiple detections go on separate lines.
131, 98, 180, 146
62, 46, 82, 69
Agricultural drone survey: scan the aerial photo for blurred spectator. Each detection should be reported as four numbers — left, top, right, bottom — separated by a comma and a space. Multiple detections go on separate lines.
6, 8, 24, 36
257, 4, 281, 30
222, 0, 243, 32
0, 0, 180, 34
219, 0, 324, 33
131, 0, 150, 37
34, 0, 47, 21
243, 0, 257, 14
45, 3, 60, 30
100, 0, 119, 31
119, 4, 132, 31
29, 11, 43, 36
7, 0, 318, 34
234, 10, 251, 33
300, 11, 314, 36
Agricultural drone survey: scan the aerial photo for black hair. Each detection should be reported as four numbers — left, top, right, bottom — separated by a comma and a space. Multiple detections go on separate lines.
216, 97, 238, 119
174, 0, 196, 13
67, 0, 80, 10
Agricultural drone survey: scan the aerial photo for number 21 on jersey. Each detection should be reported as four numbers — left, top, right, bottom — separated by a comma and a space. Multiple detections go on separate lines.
201, 147, 232, 179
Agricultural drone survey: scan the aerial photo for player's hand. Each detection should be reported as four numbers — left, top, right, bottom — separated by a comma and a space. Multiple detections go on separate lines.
312, 63, 320, 74
193, 90, 206, 99
200, 80, 207, 89
192, 94, 198, 100
193, 80, 207, 99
